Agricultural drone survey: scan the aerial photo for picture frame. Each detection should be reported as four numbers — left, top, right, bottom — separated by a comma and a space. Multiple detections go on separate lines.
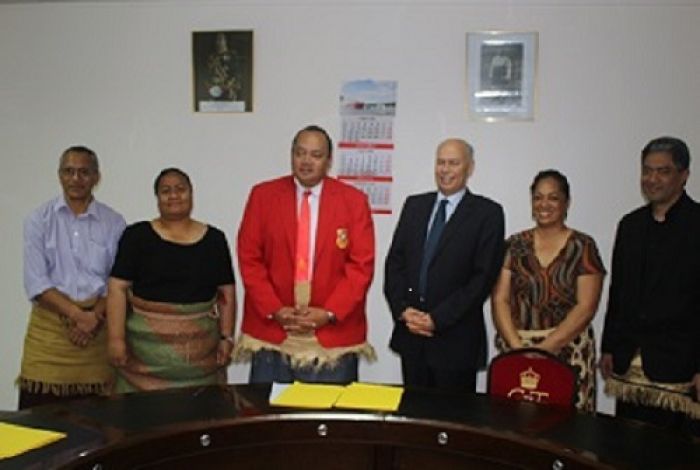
192, 30, 253, 113
466, 31, 538, 121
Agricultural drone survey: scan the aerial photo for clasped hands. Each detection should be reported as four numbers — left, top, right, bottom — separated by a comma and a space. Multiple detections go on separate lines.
401, 307, 435, 337
66, 308, 103, 348
274, 305, 331, 333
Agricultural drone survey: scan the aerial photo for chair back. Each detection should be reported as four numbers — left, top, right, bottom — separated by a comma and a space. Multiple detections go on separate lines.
487, 348, 577, 407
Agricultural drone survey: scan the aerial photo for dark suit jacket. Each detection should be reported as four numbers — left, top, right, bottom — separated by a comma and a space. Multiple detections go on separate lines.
601, 192, 700, 382
384, 190, 505, 370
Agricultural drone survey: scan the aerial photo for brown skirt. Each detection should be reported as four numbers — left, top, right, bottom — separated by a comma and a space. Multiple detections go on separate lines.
18, 302, 113, 397
115, 296, 226, 393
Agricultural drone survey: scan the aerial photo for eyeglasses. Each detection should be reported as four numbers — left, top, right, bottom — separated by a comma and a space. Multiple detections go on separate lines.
59, 167, 95, 178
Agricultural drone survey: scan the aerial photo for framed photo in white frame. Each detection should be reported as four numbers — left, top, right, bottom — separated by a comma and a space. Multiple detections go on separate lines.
466, 31, 538, 121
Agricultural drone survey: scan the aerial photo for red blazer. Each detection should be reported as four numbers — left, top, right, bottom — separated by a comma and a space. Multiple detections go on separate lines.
237, 176, 375, 348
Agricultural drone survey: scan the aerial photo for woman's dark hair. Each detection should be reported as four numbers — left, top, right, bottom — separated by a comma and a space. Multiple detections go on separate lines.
530, 169, 570, 201
153, 167, 192, 195
641, 136, 690, 171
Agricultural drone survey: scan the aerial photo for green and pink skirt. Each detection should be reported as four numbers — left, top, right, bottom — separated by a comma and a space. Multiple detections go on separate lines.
115, 296, 226, 393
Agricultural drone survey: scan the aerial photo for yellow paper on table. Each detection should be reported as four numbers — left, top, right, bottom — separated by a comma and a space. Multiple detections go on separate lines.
270, 382, 345, 409
0, 422, 66, 459
334, 382, 404, 412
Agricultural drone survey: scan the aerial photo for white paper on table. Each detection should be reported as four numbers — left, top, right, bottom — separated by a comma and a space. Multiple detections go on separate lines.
269, 382, 291, 402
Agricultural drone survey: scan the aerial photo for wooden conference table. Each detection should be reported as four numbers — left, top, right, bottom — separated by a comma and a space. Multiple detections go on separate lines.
1, 384, 698, 469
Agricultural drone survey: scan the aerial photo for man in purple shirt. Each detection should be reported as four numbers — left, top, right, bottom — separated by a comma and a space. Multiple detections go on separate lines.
18, 146, 126, 409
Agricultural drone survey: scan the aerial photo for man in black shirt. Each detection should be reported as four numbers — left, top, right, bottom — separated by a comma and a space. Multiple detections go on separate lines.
600, 136, 700, 435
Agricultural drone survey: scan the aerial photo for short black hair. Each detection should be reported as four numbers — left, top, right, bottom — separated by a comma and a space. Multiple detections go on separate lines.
641, 136, 690, 171
154, 167, 192, 195
59, 146, 99, 172
291, 125, 333, 157
530, 169, 571, 201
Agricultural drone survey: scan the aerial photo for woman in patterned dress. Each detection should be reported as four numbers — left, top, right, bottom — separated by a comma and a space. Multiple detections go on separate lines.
491, 170, 606, 412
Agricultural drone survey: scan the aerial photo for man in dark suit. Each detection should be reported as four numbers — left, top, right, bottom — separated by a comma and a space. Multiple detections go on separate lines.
600, 136, 700, 435
384, 138, 505, 392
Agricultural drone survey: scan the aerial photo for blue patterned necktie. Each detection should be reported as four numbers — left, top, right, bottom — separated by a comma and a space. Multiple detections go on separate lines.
418, 199, 448, 298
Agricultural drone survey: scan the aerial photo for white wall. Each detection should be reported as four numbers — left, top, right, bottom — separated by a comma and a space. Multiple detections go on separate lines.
1, 0, 699, 413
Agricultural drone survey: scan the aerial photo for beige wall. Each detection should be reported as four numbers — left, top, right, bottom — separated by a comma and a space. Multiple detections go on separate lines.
1, 0, 699, 412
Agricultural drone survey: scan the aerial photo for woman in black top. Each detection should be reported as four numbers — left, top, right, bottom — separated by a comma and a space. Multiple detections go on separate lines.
107, 168, 236, 392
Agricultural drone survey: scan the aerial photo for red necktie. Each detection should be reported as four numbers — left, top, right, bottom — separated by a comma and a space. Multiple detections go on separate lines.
294, 190, 312, 306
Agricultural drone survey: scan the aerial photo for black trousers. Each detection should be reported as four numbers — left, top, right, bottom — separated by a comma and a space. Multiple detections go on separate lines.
18, 390, 96, 410
401, 357, 477, 393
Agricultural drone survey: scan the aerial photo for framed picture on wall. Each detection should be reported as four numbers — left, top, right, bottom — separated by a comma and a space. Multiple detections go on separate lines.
466, 31, 537, 121
192, 30, 253, 113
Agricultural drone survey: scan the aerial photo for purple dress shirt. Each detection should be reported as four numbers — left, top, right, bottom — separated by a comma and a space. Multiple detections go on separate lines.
23, 195, 126, 302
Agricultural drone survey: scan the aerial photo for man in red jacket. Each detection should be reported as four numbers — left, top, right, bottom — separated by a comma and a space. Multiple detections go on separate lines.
236, 125, 375, 383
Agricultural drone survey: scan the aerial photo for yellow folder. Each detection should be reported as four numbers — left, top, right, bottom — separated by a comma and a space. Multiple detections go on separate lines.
334, 382, 404, 412
269, 381, 404, 412
0, 422, 66, 459
270, 382, 346, 409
